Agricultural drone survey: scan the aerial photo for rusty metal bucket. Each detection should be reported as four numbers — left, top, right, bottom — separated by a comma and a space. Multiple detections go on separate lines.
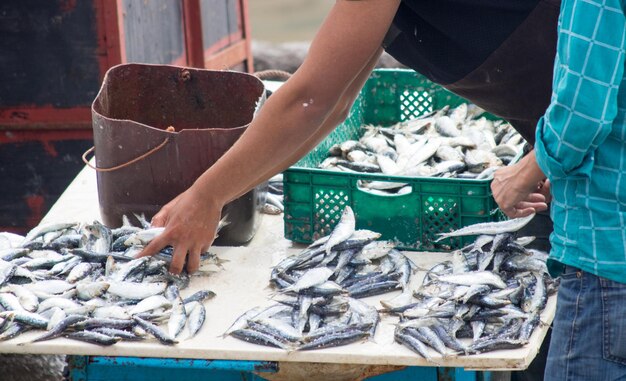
90, 63, 266, 245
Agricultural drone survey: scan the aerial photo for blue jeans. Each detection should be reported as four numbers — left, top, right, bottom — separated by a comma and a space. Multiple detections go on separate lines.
545, 265, 626, 380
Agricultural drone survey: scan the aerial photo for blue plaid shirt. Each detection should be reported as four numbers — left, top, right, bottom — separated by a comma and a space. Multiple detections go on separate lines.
535, 0, 626, 283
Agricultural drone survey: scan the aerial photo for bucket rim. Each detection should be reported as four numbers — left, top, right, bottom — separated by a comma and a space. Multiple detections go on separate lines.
91, 63, 266, 134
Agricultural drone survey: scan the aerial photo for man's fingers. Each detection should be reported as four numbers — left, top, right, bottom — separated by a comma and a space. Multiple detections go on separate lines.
538, 180, 552, 202
137, 234, 169, 258
525, 193, 546, 203
515, 201, 548, 211
513, 207, 537, 218
169, 245, 188, 275
151, 212, 167, 228
503, 208, 518, 218
504, 204, 544, 219
186, 247, 201, 274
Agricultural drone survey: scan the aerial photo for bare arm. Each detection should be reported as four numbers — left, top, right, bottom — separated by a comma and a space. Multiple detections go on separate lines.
140, 0, 401, 273
227, 47, 384, 202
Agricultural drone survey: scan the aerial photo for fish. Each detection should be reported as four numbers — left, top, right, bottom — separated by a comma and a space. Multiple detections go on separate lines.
30, 315, 87, 343
91, 327, 143, 341
75, 281, 110, 301
0, 216, 221, 347
65, 331, 120, 346
430, 271, 507, 289
322, 207, 355, 255
129, 295, 172, 316
168, 295, 187, 339
22, 223, 77, 246
435, 214, 536, 241
298, 325, 370, 350
186, 302, 206, 339
107, 281, 167, 300
280, 268, 334, 294
132, 316, 177, 345
316, 103, 526, 187
395, 328, 433, 361
230, 328, 292, 350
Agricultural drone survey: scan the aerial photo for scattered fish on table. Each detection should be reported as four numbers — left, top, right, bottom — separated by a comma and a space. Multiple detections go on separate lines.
228, 206, 415, 350
389, 215, 557, 359
0, 216, 221, 346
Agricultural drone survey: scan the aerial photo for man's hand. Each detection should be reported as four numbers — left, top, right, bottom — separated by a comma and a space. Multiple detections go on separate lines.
491, 151, 549, 218
137, 185, 223, 274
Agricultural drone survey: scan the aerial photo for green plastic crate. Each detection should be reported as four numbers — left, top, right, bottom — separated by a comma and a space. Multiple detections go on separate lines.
283, 69, 504, 251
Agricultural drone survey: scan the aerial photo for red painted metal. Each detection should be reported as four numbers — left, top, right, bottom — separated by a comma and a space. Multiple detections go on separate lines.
101, 0, 124, 67
0, 130, 93, 145
203, 32, 243, 56
204, 41, 249, 70
0, 107, 92, 130
183, 0, 205, 68
201, 0, 252, 72
239, 0, 254, 73
93, 0, 112, 79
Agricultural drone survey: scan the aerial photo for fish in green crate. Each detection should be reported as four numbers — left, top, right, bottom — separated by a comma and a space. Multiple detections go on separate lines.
320, 103, 527, 194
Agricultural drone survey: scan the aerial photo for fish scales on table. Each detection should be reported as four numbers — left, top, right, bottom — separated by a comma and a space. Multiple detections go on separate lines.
319, 103, 527, 193
386, 215, 558, 359
0, 216, 222, 346
228, 206, 415, 350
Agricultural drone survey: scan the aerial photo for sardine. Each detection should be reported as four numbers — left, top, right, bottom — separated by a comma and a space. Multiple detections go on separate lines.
132, 316, 177, 345
435, 214, 536, 241
186, 302, 206, 339
31, 315, 87, 343
108, 281, 167, 300
168, 295, 187, 339
395, 328, 433, 361
322, 207, 355, 255
65, 331, 120, 346
22, 223, 76, 246
431, 271, 507, 289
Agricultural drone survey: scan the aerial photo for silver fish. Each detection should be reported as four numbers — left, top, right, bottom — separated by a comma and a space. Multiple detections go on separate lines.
431, 271, 507, 289
281, 267, 334, 293
129, 295, 172, 316
107, 281, 167, 300
185, 302, 206, 339
24, 280, 75, 295
322, 207, 355, 255
168, 295, 187, 339
435, 214, 536, 241
65, 331, 120, 346
22, 222, 76, 246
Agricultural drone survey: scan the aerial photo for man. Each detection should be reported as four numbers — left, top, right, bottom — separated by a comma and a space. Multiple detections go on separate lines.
140, 3, 561, 378
492, 0, 626, 378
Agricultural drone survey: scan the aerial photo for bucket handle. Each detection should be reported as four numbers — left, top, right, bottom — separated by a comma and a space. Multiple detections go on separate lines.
82, 137, 170, 172
254, 70, 292, 82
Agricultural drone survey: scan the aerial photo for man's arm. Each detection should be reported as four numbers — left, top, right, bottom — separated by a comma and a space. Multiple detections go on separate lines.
534, 0, 626, 180
140, 0, 402, 273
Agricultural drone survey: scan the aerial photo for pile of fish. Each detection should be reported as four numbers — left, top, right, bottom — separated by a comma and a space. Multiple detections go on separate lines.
261, 173, 284, 215
227, 206, 416, 350
0, 216, 223, 346
320, 103, 526, 194
390, 214, 558, 359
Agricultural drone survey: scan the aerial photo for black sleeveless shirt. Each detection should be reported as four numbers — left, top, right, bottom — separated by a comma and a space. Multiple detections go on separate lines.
383, 0, 560, 144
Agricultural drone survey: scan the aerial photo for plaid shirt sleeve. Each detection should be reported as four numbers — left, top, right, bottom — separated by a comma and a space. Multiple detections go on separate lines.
535, 0, 626, 180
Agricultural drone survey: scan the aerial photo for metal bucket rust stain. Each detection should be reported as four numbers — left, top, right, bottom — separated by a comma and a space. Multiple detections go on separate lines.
91, 63, 267, 245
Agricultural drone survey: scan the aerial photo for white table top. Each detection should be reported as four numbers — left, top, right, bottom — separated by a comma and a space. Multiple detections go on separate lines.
0, 165, 556, 370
